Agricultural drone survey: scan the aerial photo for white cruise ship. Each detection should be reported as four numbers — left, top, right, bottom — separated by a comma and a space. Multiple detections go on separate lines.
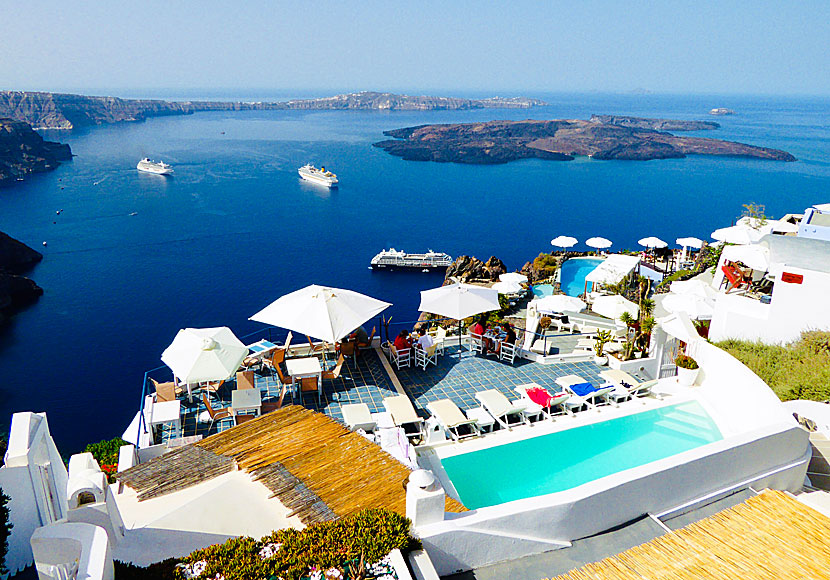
298, 164, 338, 187
370, 248, 453, 270
136, 158, 174, 175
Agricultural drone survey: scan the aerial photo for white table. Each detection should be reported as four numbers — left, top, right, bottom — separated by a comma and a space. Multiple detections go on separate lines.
231, 389, 262, 423
286, 356, 323, 402
464, 407, 496, 433
145, 400, 182, 440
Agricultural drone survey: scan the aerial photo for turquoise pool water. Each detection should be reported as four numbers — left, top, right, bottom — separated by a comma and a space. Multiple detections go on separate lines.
560, 257, 604, 296
441, 401, 722, 509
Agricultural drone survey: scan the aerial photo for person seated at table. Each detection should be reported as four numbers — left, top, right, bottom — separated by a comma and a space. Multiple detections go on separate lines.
350, 325, 369, 345
470, 316, 486, 338
416, 327, 434, 350
494, 322, 517, 356
393, 329, 412, 352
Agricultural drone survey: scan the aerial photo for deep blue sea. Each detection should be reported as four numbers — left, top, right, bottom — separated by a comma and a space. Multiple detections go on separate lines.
1, 92, 829, 451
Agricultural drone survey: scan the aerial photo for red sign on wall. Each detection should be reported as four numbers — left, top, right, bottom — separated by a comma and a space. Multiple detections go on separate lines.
781, 272, 804, 284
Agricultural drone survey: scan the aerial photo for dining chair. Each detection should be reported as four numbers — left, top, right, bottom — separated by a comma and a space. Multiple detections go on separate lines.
201, 393, 233, 431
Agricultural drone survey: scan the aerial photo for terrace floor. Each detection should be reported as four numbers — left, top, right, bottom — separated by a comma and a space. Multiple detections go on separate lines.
153, 343, 611, 444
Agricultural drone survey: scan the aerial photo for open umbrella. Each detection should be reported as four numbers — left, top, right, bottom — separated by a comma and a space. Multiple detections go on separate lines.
419, 283, 500, 353
535, 295, 586, 314
499, 272, 528, 284
491, 281, 523, 295
676, 237, 703, 249
662, 293, 715, 320
250, 284, 391, 344
550, 235, 578, 249
592, 294, 639, 321
638, 236, 667, 249
711, 225, 764, 245
161, 327, 248, 384
721, 244, 770, 271
586, 237, 613, 250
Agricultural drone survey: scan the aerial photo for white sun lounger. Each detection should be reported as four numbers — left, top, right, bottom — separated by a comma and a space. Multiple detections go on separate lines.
555, 374, 616, 408
341, 403, 377, 432
474, 389, 528, 429
599, 369, 660, 402
383, 395, 424, 442
514, 383, 570, 419
426, 399, 480, 441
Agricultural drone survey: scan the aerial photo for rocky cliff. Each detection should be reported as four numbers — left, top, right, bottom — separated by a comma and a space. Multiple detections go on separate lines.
0, 232, 43, 324
0, 91, 546, 129
589, 115, 720, 131
0, 118, 72, 186
374, 117, 796, 164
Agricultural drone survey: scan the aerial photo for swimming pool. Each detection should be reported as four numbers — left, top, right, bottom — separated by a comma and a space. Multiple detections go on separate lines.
559, 257, 604, 296
440, 401, 722, 509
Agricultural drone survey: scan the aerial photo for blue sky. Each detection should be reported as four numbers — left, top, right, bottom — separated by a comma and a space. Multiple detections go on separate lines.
1, 0, 828, 96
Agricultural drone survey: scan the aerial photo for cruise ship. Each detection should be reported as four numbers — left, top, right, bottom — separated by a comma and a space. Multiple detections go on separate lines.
136, 158, 173, 175
298, 164, 338, 187
370, 248, 453, 269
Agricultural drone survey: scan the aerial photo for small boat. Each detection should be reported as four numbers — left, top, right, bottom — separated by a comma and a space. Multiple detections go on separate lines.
298, 164, 338, 188
137, 158, 174, 175
709, 108, 734, 116
370, 249, 453, 270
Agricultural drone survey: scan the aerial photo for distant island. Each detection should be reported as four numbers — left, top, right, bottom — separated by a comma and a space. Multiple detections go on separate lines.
373, 116, 796, 164
0, 90, 546, 130
0, 119, 72, 186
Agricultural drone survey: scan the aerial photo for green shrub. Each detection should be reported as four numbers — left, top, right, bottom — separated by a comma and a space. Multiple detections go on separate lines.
532, 253, 558, 280
657, 269, 695, 289
84, 437, 128, 483
715, 331, 830, 401
675, 354, 699, 370
176, 508, 416, 580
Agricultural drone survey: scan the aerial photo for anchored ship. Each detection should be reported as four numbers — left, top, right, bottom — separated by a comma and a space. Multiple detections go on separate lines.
298, 164, 338, 188
136, 158, 173, 175
370, 249, 453, 270
709, 108, 735, 116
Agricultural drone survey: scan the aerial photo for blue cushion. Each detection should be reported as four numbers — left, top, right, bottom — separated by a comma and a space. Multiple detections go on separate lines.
570, 382, 597, 397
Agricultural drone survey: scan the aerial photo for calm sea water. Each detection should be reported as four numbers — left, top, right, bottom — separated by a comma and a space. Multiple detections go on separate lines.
1, 92, 828, 451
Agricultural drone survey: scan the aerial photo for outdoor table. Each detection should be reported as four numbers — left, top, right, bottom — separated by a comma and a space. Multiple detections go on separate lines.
464, 407, 496, 433
286, 356, 323, 401
247, 339, 279, 357
231, 389, 262, 423
145, 400, 182, 441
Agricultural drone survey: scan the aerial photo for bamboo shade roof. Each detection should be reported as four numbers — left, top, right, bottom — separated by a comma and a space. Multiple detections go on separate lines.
546, 490, 830, 580
117, 405, 466, 525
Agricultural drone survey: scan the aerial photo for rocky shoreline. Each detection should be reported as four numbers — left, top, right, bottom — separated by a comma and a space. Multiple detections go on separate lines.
374, 116, 796, 164
0, 119, 72, 186
0, 232, 43, 325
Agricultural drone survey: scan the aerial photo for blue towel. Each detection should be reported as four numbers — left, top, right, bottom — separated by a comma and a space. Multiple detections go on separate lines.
569, 382, 597, 397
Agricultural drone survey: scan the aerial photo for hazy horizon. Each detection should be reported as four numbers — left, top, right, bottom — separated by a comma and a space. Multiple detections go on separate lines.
1, 1, 829, 97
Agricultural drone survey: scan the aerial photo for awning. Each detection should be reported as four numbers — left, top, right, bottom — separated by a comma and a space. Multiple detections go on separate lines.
584, 254, 640, 285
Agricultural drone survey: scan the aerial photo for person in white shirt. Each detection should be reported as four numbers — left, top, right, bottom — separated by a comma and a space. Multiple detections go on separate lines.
416, 328, 434, 349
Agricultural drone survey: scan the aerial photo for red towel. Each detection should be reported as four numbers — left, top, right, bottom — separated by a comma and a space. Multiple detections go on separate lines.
526, 387, 553, 407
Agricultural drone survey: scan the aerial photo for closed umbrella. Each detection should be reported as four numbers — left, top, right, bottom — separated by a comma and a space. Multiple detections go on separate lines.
419, 283, 500, 354
491, 281, 523, 295
250, 284, 391, 344
499, 272, 528, 284
161, 327, 248, 384
662, 293, 715, 320
638, 236, 667, 249
586, 237, 613, 249
535, 295, 586, 314
592, 294, 639, 321
550, 235, 578, 249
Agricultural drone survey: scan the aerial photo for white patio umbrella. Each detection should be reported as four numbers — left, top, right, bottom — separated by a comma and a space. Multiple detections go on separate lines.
249, 284, 391, 344
662, 293, 715, 320
419, 283, 501, 353
638, 236, 667, 249
499, 272, 528, 284
721, 244, 770, 271
669, 279, 718, 300
491, 281, 523, 294
586, 237, 613, 249
550, 235, 578, 249
676, 236, 704, 264
711, 224, 764, 245
535, 295, 586, 314
592, 294, 639, 321
161, 327, 248, 384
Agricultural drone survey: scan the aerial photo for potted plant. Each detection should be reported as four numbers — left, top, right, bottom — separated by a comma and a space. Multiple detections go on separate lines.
593, 330, 612, 365
675, 353, 700, 386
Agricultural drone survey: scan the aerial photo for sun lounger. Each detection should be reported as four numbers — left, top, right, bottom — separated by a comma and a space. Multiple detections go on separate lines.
341, 403, 377, 432
514, 383, 570, 418
474, 389, 528, 429
426, 399, 480, 441
382, 395, 424, 442
555, 374, 616, 408
599, 369, 660, 401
